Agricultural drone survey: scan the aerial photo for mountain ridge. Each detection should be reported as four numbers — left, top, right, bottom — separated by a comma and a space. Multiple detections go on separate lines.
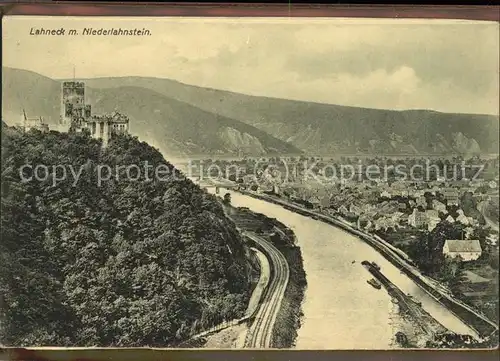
2, 67, 301, 158
57, 71, 499, 156
4, 67, 499, 156
57, 74, 498, 117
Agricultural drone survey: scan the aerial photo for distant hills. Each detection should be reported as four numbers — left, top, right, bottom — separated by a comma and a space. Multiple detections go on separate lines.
76, 75, 500, 156
3, 67, 499, 156
2, 67, 300, 158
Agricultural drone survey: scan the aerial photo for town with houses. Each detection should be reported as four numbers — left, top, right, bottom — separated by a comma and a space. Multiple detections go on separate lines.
188, 155, 499, 325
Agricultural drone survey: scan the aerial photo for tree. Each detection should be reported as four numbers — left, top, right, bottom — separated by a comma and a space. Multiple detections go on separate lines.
439, 255, 462, 284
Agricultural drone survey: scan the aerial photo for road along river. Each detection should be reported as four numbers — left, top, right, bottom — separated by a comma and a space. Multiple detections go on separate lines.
217, 189, 479, 349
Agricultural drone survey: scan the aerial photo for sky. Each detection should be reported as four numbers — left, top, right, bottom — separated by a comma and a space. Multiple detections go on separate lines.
3, 16, 499, 115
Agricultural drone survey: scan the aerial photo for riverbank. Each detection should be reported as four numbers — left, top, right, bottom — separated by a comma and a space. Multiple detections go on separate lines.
363, 261, 448, 347
235, 189, 498, 343
267, 227, 307, 348
224, 204, 307, 348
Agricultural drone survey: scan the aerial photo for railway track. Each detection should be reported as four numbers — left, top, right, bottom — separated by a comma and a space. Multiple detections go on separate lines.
243, 232, 290, 348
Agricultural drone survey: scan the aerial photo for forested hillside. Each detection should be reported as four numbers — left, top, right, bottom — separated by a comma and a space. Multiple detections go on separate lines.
0, 126, 250, 346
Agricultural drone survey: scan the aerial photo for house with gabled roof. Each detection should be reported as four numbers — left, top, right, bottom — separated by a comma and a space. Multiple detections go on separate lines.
416, 196, 427, 208
442, 239, 482, 261
442, 188, 460, 206
408, 208, 427, 228
432, 199, 447, 213
445, 215, 455, 223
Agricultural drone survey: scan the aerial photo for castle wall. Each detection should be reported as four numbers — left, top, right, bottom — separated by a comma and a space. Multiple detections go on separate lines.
59, 80, 129, 147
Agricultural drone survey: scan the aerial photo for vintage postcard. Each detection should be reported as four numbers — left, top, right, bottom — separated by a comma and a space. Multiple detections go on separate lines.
1, 14, 499, 352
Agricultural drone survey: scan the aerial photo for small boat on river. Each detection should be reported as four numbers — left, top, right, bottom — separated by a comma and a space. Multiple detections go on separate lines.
407, 294, 422, 306
361, 260, 380, 271
367, 278, 382, 289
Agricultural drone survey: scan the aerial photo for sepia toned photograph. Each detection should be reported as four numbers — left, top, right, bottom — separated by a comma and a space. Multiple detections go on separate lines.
1, 14, 499, 352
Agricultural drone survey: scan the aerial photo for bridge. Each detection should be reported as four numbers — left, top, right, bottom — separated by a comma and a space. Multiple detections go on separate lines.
188, 177, 239, 193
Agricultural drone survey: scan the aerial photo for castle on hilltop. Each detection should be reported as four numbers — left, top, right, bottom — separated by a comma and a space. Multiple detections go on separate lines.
60, 80, 129, 147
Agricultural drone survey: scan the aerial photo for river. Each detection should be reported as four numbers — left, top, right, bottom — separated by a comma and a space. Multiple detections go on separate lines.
215, 189, 479, 349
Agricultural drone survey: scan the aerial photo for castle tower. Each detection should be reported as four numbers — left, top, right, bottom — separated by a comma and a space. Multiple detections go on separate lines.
60, 81, 85, 130
57, 72, 130, 146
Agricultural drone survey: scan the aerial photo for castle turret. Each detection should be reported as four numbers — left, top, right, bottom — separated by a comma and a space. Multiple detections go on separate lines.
21, 109, 27, 127
20, 108, 49, 132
